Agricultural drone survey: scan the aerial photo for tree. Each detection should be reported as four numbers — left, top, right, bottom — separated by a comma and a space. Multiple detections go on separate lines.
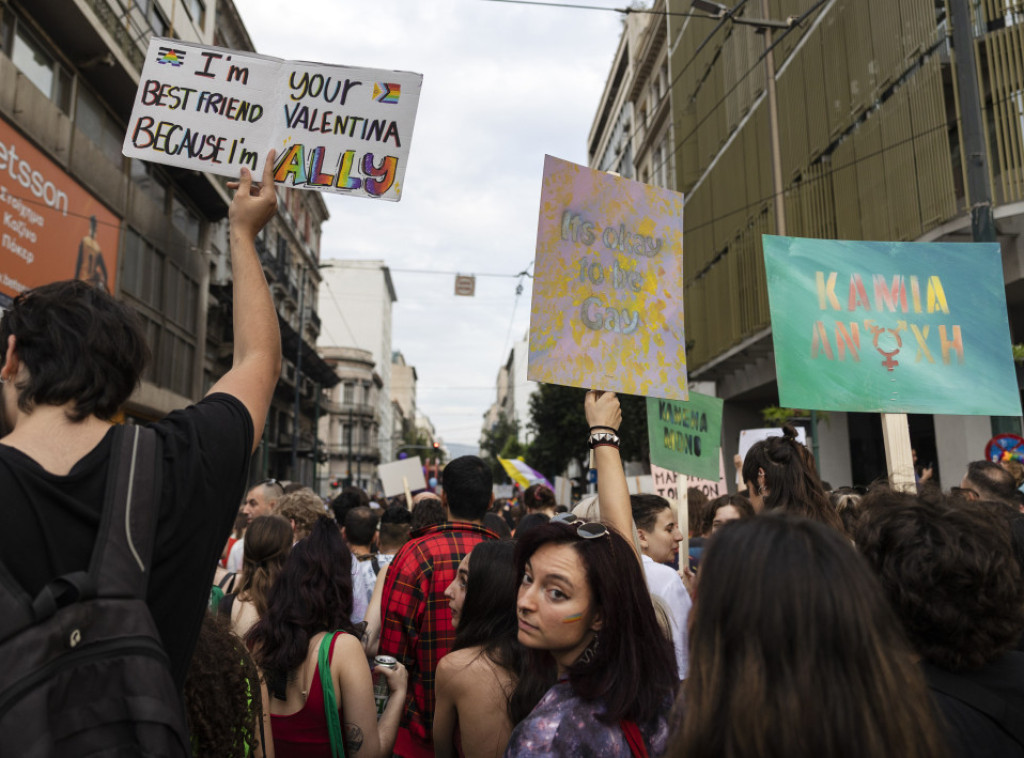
480, 412, 519, 484
526, 384, 649, 480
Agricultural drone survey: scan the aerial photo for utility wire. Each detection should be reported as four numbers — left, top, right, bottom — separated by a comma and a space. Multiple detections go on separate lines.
479, 0, 722, 18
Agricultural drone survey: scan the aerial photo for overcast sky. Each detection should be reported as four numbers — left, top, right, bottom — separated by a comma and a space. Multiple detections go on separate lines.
239, 0, 625, 447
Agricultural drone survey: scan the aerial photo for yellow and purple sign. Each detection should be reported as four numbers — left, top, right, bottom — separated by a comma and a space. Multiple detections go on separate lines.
763, 235, 1021, 415
527, 156, 686, 399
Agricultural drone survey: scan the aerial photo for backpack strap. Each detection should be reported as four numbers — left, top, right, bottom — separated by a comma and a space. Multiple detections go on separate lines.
370, 555, 380, 576
91, 425, 162, 599
924, 662, 1024, 747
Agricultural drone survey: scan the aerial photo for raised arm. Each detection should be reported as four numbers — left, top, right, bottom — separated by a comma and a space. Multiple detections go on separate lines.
208, 153, 282, 452
585, 390, 639, 561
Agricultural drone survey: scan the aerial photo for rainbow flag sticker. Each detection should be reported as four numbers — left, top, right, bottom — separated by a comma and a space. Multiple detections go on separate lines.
157, 47, 186, 66
373, 83, 401, 104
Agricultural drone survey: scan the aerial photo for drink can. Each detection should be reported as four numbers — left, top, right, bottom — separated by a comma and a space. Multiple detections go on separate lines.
373, 655, 397, 718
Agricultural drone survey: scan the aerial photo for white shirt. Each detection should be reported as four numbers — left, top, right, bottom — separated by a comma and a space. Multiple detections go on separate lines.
642, 554, 691, 679
226, 537, 245, 573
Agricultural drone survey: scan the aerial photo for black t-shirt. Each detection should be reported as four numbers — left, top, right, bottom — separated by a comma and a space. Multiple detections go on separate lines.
0, 393, 253, 689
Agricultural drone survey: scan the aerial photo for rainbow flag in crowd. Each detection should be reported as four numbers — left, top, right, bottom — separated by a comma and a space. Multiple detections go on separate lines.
497, 457, 553, 491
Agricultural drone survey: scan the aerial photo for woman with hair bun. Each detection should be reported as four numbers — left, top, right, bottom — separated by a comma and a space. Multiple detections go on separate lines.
224, 514, 293, 638
523, 484, 557, 517
740, 424, 844, 532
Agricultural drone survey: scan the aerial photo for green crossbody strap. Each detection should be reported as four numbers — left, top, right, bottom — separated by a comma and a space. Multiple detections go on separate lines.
318, 632, 346, 758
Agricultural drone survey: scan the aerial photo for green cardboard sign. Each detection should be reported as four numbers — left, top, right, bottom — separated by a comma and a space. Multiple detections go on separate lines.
763, 235, 1022, 415
646, 392, 723, 479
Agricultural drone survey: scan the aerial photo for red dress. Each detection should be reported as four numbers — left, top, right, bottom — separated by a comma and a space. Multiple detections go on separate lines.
271, 632, 347, 758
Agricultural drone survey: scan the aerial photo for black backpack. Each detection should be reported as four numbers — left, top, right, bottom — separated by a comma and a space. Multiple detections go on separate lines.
0, 425, 191, 756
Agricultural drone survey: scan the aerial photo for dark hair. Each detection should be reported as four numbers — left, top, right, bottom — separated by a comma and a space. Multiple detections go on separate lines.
452, 541, 521, 677
856, 492, 1024, 671
330, 486, 369, 526
963, 460, 1018, 504
0, 280, 149, 421
741, 425, 844, 532
511, 522, 677, 727
184, 614, 264, 758
442, 456, 493, 520
699, 493, 755, 535
523, 484, 556, 512
237, 515, 293, 616
673, 513, 949, 757
379, 505, 412, 550
248, 517, 356, 698
344, 506, 379, 547
411, 497, 446, 531
630, 493, 671, 532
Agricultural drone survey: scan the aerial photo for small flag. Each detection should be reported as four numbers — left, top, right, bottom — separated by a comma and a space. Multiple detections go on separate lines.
372, 82, 401, 104
497, 457, 553, 490
157, 47, 186, 66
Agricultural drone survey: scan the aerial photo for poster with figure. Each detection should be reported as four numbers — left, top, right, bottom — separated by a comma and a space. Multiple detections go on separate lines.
527, 156, 687, 399
763, 235, 1021, 415
123, 38, 422, 201
646, 392, 723, 480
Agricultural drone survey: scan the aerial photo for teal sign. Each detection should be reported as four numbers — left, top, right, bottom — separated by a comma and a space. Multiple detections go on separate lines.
763, 235, 1021, 415
646, 391, 723, 479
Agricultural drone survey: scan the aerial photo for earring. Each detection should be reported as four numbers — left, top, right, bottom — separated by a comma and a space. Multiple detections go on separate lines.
577, 632, 600, 665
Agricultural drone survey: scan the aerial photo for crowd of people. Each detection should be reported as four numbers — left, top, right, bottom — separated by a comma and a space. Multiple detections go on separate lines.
2, 158, 1022, 757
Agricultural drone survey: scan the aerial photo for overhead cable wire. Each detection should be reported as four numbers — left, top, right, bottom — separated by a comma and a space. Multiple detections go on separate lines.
479, 0, 723, 18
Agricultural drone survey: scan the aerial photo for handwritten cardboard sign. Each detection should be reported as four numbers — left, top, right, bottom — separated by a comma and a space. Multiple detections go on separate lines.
527, 156, 686, 398
650, 460, 726, 501
763, 235, 1021, 415
122, 38, 422, 201
646, 392, 723, 480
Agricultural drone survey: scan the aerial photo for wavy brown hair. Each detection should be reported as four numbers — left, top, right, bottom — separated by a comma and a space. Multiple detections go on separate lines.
237, 514, 293, 617
671, 513, 949, 758
184, 613, 264, 758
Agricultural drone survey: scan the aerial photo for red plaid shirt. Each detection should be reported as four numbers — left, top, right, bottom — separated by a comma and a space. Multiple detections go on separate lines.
379, 521, 499, 748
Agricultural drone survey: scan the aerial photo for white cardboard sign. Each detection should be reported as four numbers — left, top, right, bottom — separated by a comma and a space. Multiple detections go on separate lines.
378, 457, 428, 497
123, 38, 422, 201
651, 454, 726, 501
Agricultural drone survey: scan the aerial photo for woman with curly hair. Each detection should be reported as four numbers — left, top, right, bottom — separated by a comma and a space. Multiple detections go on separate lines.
248, 517, 408, 757
223, 514, 293, 638
184, 613, 273, 757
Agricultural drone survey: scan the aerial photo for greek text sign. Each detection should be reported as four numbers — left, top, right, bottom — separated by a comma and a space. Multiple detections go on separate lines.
527, 156, 686, 398
646, 392, 723, 479
650, 460, 726, 502
123, 38, 422, 201
763, 235, 1021, 415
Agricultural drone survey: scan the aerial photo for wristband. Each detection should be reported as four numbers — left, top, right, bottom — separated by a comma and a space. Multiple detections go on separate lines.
588, 432, 621, 449
589, 425, 620, 434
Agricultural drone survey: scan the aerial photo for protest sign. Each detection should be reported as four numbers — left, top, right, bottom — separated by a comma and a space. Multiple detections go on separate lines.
0, 119, 119, 306
527, 156, 687, 399
763, 235, 1021, 415
646, 392, 723, 480
737, 427, 807, 467
378, 456, 427, 497
123, 38, 422, 201
651, 460, 726, 501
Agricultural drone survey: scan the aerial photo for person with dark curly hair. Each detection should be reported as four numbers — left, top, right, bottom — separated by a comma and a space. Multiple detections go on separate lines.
185, 613, 273, 757
741, 425, 845, 532
248, 517, 408, 757
856, 492, 1024, 756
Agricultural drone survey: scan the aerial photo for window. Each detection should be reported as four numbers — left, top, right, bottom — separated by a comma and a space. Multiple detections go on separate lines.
185, 0, 206, 28
76, 86, 123, 166
171, 195, 201, 246
11, 21, 71, 112
149, 5, 169, 37
343, 383, 354, 404
131, 160, 168, 209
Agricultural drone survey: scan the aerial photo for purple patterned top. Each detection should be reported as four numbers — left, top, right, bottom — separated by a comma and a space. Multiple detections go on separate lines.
503, 681, 670, 757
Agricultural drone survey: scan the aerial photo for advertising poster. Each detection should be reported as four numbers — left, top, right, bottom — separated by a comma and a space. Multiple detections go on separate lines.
763, 235, 1021, 415
123, 38, 423, 201
527, 155, 687, 399
645, 391, 723, 480
0, 119, 120, 306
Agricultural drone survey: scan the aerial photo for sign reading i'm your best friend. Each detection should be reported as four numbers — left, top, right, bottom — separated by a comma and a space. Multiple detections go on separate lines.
763, 235, 1022, 415
646, 392, 723, 480
122, 38, 422, 201
527, 156, 687, 399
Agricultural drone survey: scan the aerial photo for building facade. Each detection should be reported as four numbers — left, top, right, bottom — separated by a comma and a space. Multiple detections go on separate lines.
319, 346, 381, 493
318, 260, 398, 461
591, 0, 1024, 488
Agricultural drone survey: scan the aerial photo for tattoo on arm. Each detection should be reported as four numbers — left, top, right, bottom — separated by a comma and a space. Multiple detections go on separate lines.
344, 723, 365, 754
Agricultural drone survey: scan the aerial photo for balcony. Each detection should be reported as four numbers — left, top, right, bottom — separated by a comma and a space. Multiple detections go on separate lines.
326, 442, 381, 462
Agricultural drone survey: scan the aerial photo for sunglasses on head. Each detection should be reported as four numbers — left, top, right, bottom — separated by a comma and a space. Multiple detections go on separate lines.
551, 512, 609, 539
